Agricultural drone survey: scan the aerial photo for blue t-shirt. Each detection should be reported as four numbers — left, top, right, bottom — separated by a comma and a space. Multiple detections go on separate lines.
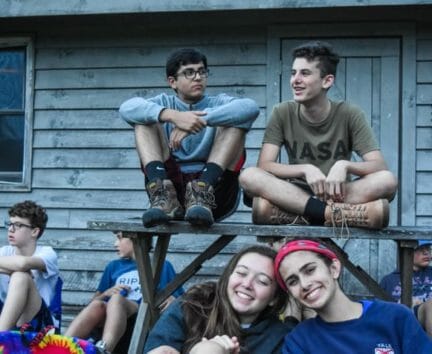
380, 266, 432, 304
282, 300, 432, 354
97, 258, 184, 303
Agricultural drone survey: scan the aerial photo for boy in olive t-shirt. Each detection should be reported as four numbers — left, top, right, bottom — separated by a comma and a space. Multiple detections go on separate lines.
239, 41, 397, 230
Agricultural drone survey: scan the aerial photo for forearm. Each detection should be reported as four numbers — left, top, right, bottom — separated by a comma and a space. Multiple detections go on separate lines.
0, 256, 30, 272
344, 159, 388, 177
205, 98, 259, 129
258, 160, 309, 180
119, 97, 164, 125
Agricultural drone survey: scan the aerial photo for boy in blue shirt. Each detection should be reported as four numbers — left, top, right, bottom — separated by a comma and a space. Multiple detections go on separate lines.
65, 232, 183, 354
119, 48, 259, 227
380, 240, 432, 336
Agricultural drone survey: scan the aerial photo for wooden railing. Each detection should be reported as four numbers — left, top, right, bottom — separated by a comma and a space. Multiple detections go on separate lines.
88, 220, 432, 354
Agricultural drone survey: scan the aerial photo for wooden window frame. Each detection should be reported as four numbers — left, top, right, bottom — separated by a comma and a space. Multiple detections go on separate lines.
0, 36, 34, 191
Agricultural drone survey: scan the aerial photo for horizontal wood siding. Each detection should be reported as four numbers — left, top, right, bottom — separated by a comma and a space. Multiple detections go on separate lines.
0, 14, 430, 331
417, 35, 432, 226
0, 26, 269, 319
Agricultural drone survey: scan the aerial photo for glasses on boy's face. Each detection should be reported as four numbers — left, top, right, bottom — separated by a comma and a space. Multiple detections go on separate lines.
4, 221, 33, 232
175, 68, 210, 80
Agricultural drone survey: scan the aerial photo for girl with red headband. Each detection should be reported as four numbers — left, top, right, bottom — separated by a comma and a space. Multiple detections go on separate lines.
275, 239, 432, 353
145, 245, 296, 354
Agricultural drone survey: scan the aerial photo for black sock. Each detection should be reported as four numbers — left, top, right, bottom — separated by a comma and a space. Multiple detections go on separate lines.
199, 163, 224, 187
144, 161, 167, 183
304, 197, 327, 225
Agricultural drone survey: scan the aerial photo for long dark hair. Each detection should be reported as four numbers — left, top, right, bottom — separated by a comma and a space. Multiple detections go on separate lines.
182, 245, 286, 353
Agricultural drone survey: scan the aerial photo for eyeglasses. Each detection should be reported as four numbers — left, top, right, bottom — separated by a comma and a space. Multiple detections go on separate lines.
175, 68, 210, 80
4, 221, 33, 231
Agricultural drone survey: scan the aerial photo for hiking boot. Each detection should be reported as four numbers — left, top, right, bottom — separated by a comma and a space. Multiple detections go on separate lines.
142, 179, 184, 228
324, 198, 389, 229
184, 180, 217, 226
252, 197, 310, 225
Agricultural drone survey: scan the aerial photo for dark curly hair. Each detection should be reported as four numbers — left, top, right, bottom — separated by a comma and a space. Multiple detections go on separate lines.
8, 200, 48, 238
165, 48, 207, 78
181, 245, 287, 353
292, 41, 340, 77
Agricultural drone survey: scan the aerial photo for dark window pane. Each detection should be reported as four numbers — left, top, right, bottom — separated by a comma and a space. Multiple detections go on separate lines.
0, 115, 24, 172
0, 49, 25, 110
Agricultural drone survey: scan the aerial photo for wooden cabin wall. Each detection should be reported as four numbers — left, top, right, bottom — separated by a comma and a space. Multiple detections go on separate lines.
0, 8, 431, 331
0, 22, 269, 315
417, 24, 432, 226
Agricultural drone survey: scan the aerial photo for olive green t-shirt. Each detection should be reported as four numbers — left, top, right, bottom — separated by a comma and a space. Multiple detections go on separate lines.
263, 100, 379, 176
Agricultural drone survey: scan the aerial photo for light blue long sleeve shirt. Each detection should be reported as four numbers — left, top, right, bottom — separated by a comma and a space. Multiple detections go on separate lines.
119, 93, 259, 172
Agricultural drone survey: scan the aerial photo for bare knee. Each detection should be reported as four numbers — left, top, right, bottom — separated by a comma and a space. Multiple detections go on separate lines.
8, 271, 33, 286
86, 299, 107, 315
239, 167, 265, 193
106, 293, 126, 307
418, 300, 432, 335
377, 170, 398, 200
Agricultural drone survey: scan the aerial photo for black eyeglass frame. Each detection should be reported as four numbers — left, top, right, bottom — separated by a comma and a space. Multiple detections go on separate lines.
4, 221, 33, 231
174, 68, 210, 80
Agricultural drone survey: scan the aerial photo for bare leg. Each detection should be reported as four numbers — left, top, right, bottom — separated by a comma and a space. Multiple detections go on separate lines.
134, 124, 170, 165
0, 272, 42, 330
207, 127, 245, 171
101, 294, 139, 351
344, 170, 398, 204
136, 124, 183, 227
65, 300, 107, 338
184, 127, 246, 226
240, 167, 310, 215
418, 300, 432, 337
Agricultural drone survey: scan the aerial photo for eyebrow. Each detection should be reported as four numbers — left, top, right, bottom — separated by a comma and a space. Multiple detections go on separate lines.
236, 264, 273, 281
284, 261, 316, 283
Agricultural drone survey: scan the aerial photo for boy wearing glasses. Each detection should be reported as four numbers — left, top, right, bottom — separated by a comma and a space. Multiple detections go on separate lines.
119, 48, 259, 227
0, 200, 59, 332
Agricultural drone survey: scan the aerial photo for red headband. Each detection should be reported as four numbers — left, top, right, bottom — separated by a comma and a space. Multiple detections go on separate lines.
274, 239, 338, 292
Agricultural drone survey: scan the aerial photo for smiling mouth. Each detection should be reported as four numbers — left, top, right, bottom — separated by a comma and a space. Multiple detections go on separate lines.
236, 291, 253, 301
304, 287, 321, 301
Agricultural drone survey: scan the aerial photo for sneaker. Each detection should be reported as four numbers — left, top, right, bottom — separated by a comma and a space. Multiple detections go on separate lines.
324, 198, 389, 229
184, 180, 217, 226
252, 197, 310, 225
142, 179, 184, 228
95, 340, 111, 354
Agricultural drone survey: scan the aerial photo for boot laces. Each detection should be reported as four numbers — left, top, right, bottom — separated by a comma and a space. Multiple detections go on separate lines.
194, 183, 216, 208
330, 203, 351, 238
271, 205, 309, 225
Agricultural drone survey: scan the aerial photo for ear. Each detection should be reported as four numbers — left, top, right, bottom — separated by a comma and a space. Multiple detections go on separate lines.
322, 74, 334, 90
329, 259, 341, 280
167, 76, 177, 90
31, 227, 40, 239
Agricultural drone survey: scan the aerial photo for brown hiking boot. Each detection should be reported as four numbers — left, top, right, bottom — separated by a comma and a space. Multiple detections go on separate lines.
252, 197, 310, 225
324, 198, 389, 230
184, 180, 217, 226
142, 179, 184, 227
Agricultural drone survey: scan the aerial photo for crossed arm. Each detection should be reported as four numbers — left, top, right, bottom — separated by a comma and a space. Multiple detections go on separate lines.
0, 255, 46, 274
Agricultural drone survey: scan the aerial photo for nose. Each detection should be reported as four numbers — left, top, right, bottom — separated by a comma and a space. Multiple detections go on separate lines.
193, 72, 203, 81
241, 275, 254, 289
299, 276, 311, 291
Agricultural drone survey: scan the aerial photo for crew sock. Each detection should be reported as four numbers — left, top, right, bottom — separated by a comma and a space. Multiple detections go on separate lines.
199, 163, 224, 187
145, 161, 167, 183
303, 197, 327, 225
